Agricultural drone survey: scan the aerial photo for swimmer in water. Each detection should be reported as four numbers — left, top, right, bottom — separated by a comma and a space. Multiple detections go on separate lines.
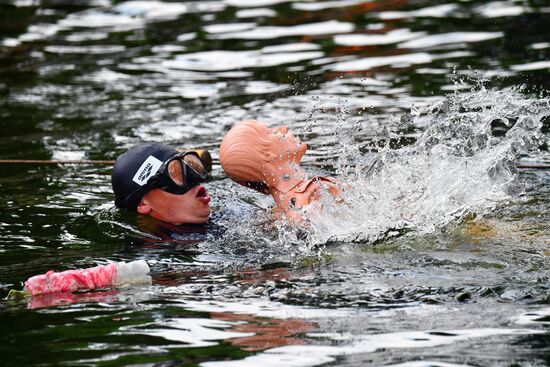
220, 120, 342, 223
112, 143, 212, 225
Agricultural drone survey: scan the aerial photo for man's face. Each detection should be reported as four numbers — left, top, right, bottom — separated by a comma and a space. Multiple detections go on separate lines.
138, 185, 211, 225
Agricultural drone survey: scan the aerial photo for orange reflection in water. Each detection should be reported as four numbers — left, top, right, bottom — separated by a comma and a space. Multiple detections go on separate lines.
212, 312, 316, 351
209, 266, 317, 351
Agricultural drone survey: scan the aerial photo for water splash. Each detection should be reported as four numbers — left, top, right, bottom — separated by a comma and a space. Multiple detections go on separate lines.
305, 87, 548, 244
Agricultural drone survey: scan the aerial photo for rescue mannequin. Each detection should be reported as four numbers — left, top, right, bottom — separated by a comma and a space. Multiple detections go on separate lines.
220, 120, 341, 222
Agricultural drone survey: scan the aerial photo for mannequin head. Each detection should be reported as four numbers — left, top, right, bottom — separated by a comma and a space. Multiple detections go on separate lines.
220, 120, 308, 194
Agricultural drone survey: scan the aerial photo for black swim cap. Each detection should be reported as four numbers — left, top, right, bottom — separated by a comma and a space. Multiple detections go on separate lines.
112, 143, 178, 211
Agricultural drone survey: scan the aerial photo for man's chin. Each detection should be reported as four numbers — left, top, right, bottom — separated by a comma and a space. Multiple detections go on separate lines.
193, 208, 211, 224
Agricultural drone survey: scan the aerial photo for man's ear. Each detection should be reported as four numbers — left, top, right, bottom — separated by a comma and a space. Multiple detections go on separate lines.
137, 199, 152, 215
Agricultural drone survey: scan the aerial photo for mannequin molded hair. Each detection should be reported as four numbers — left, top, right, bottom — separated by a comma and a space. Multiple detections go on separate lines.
220, 120, 307, 194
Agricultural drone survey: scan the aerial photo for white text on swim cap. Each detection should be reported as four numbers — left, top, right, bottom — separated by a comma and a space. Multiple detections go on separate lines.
132, 155, 163, 186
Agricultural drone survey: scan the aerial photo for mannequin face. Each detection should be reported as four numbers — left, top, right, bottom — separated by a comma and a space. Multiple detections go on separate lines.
255, 122, 308, 192
263, 124, 308, 163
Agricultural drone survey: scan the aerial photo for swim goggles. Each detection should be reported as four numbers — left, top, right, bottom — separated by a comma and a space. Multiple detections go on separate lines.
122, 152, 207, 208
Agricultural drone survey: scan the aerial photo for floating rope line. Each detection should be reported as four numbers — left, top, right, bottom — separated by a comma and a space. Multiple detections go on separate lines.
0, 149, 215, 170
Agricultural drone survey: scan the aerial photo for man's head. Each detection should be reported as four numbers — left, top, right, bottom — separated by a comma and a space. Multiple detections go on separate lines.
112, 143, 211, 225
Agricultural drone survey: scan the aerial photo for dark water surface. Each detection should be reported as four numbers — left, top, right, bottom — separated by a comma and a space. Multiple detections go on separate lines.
1, 0, 549, 366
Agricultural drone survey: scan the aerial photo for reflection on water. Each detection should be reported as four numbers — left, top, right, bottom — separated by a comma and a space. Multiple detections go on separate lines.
203, 327, 544, 367
0, 0, 549, 366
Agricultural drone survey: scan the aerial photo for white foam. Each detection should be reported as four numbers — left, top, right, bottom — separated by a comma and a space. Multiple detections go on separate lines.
331, 52, 434, 72
113, 1, 188, 19
510, 61, 550, 71
292, 0, 365, 11
236, 8, 277, 18
379, 4, 461, 20
204, 22, 256, 34
56, 0, 193, 32
163, 49, 323, 71
335, 29, 426, 46
209, 20, 354, 40
225, 0, 313, 7
44, 45, 125, 54
262, 43, 320, 53
398, 32, 503, 49
530, 42, 550, 50
474, 1, 526, 18
302, 88, 548, 245
120, 318, 254, 347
